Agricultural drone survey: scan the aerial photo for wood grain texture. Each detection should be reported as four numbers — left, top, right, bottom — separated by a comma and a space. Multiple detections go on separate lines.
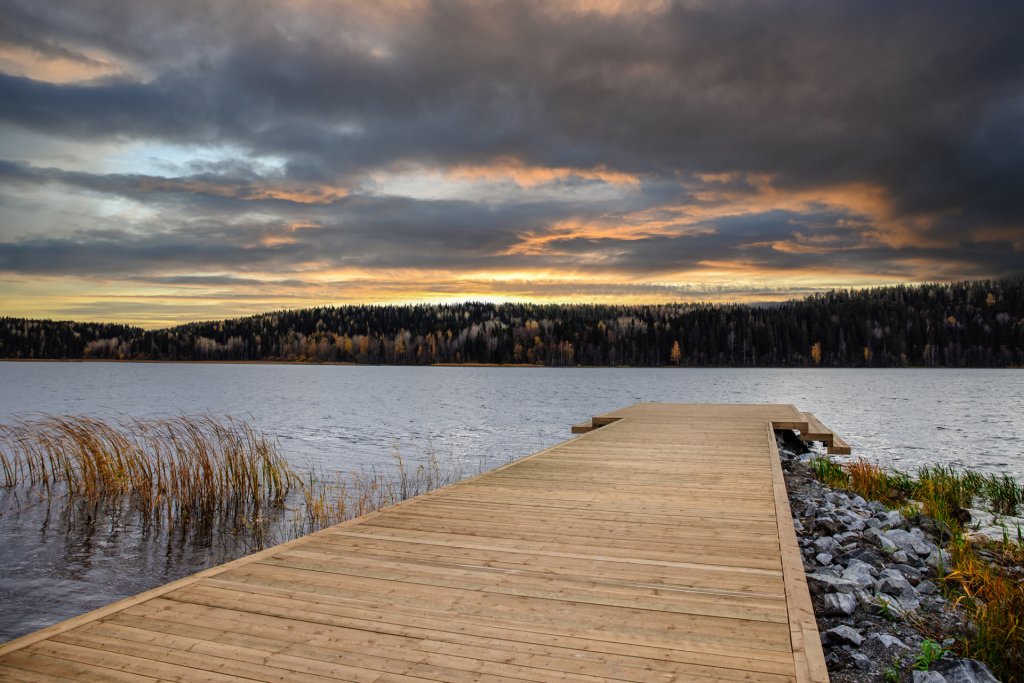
2, 403, 836, 682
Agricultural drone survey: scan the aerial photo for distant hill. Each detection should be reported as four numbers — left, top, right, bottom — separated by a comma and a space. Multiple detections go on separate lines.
2, 279, 1022, 367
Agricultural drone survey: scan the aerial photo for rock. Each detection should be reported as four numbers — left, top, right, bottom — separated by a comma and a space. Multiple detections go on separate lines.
877, 569, 919, 603
894, 564, 923, 582
965, 531, 990, 546
892, 550, 910, 563
837, 547, 885, 568
803, 501, 818, 517
834, 530, 860, 544
821, 592, 857, 616
884, 529, 934, 556
913, 672, 946, 683
851, 652, 871, 670
851, 495, 867, 507
878, 535, 899, 554
826, 492, 846, 506
815, 552, 833, 566
865, 517, 883, 529
825, 624, 863, 646
881, 509, 904, 527
807, 572, 858, 594
813, 536, 839, 555
927, 549, 952, 571
874, 592, 920, 615
917, 580, 938, 595
876, 634, 908, 650
855, 589, 875, 609
842, 560, 877, 588
930, 659, 1001, 683
815, 517, 840, 535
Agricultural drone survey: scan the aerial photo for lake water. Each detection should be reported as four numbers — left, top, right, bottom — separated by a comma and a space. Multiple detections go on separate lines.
1, 362, 1022, 641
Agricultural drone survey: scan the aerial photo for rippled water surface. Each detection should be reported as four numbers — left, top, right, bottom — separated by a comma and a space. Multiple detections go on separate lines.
1, 362, 1021, 640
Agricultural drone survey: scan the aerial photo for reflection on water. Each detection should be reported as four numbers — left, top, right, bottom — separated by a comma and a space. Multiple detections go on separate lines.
0, 488, 278, 640
0, 363, 1021, 641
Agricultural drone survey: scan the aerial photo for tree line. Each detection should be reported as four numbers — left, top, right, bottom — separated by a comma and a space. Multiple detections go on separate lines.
2, 279, 1022, 367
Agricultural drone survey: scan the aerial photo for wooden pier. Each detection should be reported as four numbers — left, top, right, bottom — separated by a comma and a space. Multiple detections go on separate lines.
0, 403, 846, 682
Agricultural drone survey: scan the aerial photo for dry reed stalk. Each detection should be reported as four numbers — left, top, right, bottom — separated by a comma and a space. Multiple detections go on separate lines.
0, 414, 292, 529
944, 539, 1024, 681
292, 444, 458, 535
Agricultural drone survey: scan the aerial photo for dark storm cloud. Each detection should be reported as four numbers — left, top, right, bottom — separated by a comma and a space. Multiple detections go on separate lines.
0, 0, 1022, 289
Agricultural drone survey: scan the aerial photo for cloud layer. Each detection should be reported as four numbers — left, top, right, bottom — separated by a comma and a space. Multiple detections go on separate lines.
1, 0, 1022, 326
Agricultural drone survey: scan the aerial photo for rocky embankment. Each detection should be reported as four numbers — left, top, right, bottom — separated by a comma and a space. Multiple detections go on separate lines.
778, 438, 1002, 683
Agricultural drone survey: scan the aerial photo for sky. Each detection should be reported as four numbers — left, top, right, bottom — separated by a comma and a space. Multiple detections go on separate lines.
0, 0, 1022, 328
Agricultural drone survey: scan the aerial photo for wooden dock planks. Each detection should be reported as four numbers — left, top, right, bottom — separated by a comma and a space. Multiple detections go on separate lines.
0, 403, 835, 682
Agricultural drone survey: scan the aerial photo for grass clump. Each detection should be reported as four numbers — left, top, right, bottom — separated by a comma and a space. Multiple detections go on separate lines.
911, 638, 948, 671
915, 465, 985, 533
0, 414, 292, 529
847, 458, 916, 507
810, 456, 849, 489
983, 474, 1024, 516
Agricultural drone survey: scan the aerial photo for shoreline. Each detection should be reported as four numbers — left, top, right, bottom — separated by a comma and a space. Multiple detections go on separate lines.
780, 436, 1022, 682
1, 358, 1020, 370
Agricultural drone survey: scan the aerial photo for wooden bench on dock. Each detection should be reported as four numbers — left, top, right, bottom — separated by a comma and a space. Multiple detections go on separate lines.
0, 403, 847, 682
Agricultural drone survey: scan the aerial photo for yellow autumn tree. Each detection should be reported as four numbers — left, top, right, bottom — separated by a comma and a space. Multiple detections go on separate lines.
670, 341, 682, 365
811, 341, 822, 365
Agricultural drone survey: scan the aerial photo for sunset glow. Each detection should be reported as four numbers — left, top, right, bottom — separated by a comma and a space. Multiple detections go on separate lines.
1, 0, 1021, 327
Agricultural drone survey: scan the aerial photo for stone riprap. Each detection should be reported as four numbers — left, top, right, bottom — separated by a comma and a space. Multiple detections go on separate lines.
778, 436, 1002, 683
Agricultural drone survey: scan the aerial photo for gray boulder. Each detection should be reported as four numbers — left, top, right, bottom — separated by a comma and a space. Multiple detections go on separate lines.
807, 572, 858, 594
842, 560, 877, 588
882, 509, 904, 527
851, 652, 871, 670
927, 549, 952, 570
877, 534, 899, 554
930, 659, 1000, 683
875, 634, 908, 650
821, 592, 857, 616
825, 624, 863, 646
884, 528, 934, 556
875, 592, 920, 615
878, 568, 920, 602
813, 536, 839, 555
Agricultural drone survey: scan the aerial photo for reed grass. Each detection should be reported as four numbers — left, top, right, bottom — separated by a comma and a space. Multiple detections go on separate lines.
810, 456, 849, 489
846, 458, 908, 506
293, 443, 458, 535
943, 538, 1024, 682
983, 474, 1024, 516
915, 465, 985, 533
0, 414, 292, 529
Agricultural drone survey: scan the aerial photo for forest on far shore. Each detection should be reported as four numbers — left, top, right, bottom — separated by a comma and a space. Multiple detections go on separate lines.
2, 279, 1022, 367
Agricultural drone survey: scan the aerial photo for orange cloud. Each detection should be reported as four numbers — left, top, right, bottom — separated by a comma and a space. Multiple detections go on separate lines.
133, 177, 348, 204
445, 157, 641, 189
0, 43, 138, 84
